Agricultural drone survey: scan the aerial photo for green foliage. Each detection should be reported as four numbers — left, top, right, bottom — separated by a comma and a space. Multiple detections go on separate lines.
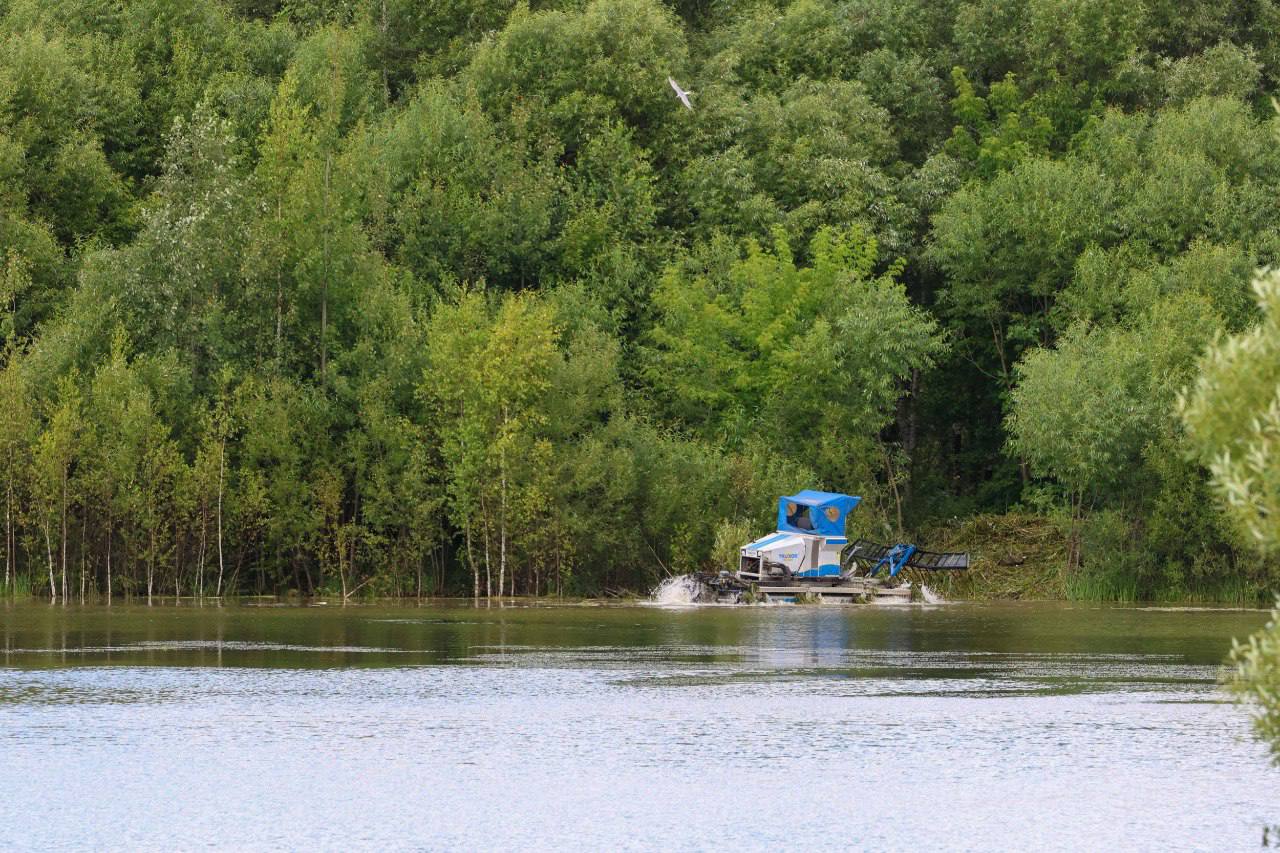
1163, 41, 1263, 106
1009, 324, 1158, 498
466, 0, 688, 150
1185, 267, 1280, 762
1, 0, 1278, 604
934, 158, 1111, 321
711, 517, 754, 572
1231, 606, 1280, 762
648, 227, 943, 486
374, 82, 564, 289
944, 69, 1053, 176
1183, 270, 1280, 554
1024, 0, 1146, 88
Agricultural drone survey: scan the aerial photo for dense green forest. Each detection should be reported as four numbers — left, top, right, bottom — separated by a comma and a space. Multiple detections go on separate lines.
2, 0, 1280, 601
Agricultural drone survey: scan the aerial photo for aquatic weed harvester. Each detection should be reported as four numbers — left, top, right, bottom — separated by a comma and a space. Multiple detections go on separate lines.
696, 490, 968, 603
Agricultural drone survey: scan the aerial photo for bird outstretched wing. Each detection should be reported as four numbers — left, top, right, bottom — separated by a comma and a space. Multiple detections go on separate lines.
667, 77, 694, 110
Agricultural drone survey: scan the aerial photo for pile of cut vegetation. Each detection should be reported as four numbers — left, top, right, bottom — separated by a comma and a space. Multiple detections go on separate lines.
916, 514, 1067, 601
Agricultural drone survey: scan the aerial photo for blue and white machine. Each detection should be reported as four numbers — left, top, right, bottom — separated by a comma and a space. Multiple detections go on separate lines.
738, 491, 859, 581
712, 489, 968, 602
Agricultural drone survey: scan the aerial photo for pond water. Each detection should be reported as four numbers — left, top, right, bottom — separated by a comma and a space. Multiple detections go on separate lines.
1, 599, 1276, 851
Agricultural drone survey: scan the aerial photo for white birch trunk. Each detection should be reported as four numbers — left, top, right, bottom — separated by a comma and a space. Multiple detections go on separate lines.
216, 439, 225, 598
44, 520, 55, 602
466, 521, 477, 602
60, 468, 67, 601
105, 516, 112, 604
4, 479, 11, 593
147, 529, 155, 605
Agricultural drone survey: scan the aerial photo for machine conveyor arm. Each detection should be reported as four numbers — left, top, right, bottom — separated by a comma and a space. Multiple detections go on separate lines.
841, 539, 970, 577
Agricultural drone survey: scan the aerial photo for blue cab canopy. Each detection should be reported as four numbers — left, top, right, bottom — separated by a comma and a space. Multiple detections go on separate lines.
776, 490, 861, 537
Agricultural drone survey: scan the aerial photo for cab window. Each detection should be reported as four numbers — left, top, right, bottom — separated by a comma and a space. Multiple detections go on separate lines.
786, 503, 814, 530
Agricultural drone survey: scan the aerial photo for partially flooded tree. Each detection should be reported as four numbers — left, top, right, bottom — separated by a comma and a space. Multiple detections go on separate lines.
31, 376, 81, 601
0, 348, 34, 593
423, 289, 559, 601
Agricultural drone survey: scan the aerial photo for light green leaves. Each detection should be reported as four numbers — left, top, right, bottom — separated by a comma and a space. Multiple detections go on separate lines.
1182, 269, 1280, 552
648, 227, 943, 483
1008, 324, 1159, 496
1231, 606, 1280, 763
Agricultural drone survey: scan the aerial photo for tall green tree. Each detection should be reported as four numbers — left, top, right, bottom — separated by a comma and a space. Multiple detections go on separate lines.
423, 288, 560, 599
0, 348, 34, 593
1184, 268, 1280, 759
31, 375, 81, 601
648, 227, 943, 518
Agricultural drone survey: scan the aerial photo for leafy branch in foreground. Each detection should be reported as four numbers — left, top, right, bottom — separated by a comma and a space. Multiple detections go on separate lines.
1231, 606, 1280, 763
1184, 270, 1280, 754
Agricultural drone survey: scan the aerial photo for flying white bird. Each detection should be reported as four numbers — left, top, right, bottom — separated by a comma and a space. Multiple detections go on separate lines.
668, 77, 694, 110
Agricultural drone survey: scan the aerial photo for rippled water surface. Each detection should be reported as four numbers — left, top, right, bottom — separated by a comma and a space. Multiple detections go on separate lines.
1, 600, 1276, 851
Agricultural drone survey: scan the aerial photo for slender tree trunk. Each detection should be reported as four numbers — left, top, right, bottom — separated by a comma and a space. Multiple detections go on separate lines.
147, 528, 155, 605
216, 439, 225, 597
4, 478, 12, 594
880, 443, 905, 536
436, 543, 443, 597
226, 543, 247, 601
499, 412, 507, 602
990, 316, 1011, 390
275, 196, 284, 363
484, 522, 492, 602
897, 368, 920, 508
478, 497, 492, 602
431, 543, 439, 597
105, 513, 112, 604
80, 508, 86, 602
60, 467, 67, 601
338, 531, 348, 601
349, 486, 359, 595
320, 154, 331, 378
197, 506, 206, 600
465, 521, 477, 602
44, 520, 55, 602
175, 520, 182, 601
